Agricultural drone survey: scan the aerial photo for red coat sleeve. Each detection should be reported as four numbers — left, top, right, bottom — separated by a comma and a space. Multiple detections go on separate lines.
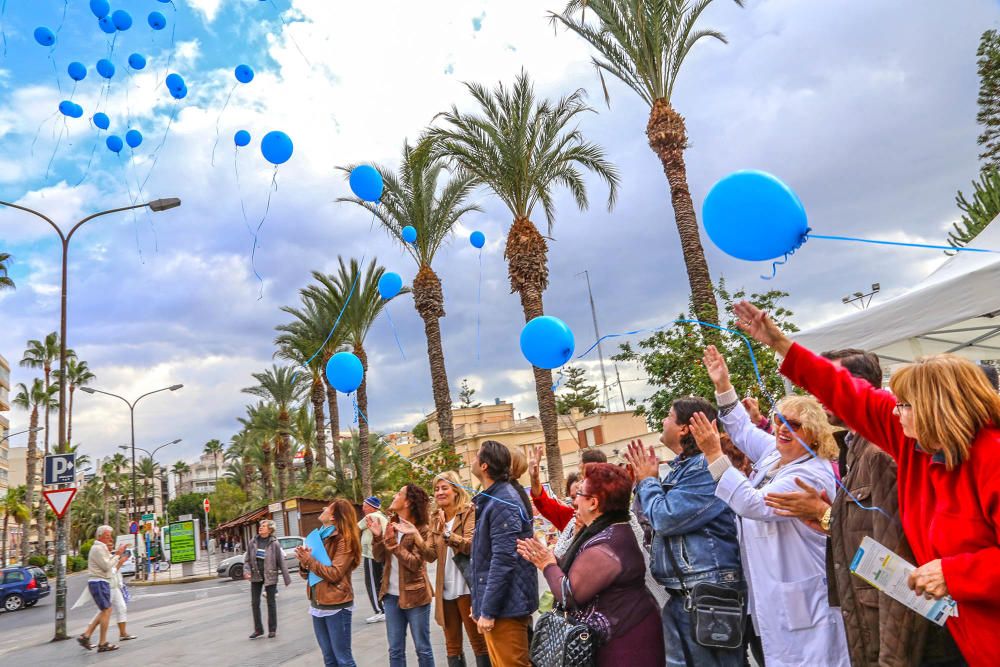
780, 343, 908, 461
941, 450, 1000, 603
530, 487, 574, 532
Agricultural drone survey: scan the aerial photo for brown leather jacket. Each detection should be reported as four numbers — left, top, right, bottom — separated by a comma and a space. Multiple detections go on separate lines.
373, 519, 433, 610
417, 505, 476, 627
298, 532, 359, 607
829, 433, 929, 666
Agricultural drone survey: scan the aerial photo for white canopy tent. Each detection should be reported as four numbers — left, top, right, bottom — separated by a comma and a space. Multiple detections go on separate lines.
790, 216, 1000, 365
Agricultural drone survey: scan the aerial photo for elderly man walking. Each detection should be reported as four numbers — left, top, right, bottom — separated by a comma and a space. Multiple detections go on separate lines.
77, 525, 128, 653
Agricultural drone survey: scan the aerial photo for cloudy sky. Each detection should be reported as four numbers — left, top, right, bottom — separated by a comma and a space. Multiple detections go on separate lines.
0, 0, 996, 470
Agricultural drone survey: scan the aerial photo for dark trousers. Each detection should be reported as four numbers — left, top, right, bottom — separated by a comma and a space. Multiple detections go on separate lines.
743, 616, 765, 667
363, 557, 384, 614
251, 581, 277, 633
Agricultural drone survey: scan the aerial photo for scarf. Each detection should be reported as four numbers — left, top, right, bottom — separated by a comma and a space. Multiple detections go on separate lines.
559, 509, 630, 574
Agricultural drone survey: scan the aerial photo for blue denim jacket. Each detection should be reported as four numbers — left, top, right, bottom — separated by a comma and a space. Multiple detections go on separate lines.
635, 453, 742, 590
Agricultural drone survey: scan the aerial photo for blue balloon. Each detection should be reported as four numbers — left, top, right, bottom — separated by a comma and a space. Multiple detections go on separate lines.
470, 231, 486, 249
702, 170, 809, 262
98, 16, 116, 34
234, 130, 251, 147
33, 27, 55, 47
165, 73, 184, 92
520, 316, 575, 370
93, 112, 110, 130
377, 272, 403, 300
69, 103, 83, 119
401, 226, 417, 244
58, 101, 75, 117
348, 165, 383, 202
125, 129, 143, 148
148, 11, 166, 31
96, 59, 115, 79
106, 135, 123, 154
260, 131, 293, 165
169, 84, 188, 100
67, 62, 87, 82
112, 10, 132, 31
89, 0, 111, 19
325, 352, 364, 393
235, 64, 254, 84
128, 53, 146, 70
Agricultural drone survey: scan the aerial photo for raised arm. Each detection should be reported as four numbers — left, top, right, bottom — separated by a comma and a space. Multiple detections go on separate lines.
703, 345, 775, 463
530, 486, 574, 532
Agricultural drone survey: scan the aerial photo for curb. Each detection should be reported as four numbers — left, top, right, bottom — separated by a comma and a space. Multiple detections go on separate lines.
129, 574, 218, 587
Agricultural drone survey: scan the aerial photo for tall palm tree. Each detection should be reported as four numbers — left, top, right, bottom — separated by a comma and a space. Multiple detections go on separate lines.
242, 367, 306, 499
338, 138, 480, 449
20, 333, 73, 457
100, 461, 118, 526
305, 258, 399, 498
0, 251, 14, 291
431, 72, 619, 494
226, 432, 255, 496
13, 379, 58, 560
203, 439, 224, 487
2, 486, 29, 566
238, 401, 284, 500
110, 452, 129, 532
550, 0, 744, 330
170, 460, 191, 498
54, 357, 95, 449
137, 457, 160, 515
292, 403, 316, 479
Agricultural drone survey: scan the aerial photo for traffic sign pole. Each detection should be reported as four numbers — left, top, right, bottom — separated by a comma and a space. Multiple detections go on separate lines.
43, 452, 76, 641
203, 499, 211, 575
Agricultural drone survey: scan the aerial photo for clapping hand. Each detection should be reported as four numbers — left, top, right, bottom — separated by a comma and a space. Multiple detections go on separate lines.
384, 522, 398, 545
516, 537, 556, 571
689, 412, 723, 463
623, 439, 659, 483
702, 345, 733, 393
765, 478, 832, 533
294, 545, 312, 562
742, 396, 763, 424
394, 517, 418, 536
366, 514, 383, 537
733, 301, 792, 355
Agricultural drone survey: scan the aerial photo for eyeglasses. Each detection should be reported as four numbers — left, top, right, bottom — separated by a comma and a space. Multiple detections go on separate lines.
574, 491, 594, 499
893, 402, 912, 415
771, 414, 803, 431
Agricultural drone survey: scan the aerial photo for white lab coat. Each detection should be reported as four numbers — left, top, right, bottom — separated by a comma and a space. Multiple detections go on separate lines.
717, 400, 849, 667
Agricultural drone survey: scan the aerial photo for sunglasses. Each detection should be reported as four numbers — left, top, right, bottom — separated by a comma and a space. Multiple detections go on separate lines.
771, 414, 803, 431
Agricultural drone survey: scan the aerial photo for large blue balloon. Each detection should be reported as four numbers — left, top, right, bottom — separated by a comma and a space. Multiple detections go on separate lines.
401, 226, 417, 244
128, 53, 146, 70
520, 316, 575, 370
470, 231, 485, 249
96, 59, 115, 79
702, 170, 809, 262
58, 101, 82, 118
125, 130, 143, 148
112, 10, 132, 31
260, 131, 293, 165
89, 0, 111, 19
165, 73, 185, 91
98, 16, 116, 34
377, 272, 403, 300
106, 135, 123, 154
234, 130, 251, 147
93, 112, 110, 130
67, 62, 87, 82
148, 11, 166, 31
349, 165, 383, 202
169, 84, 188, 101
34, 27, 55, 47
325, 352, 364, 393
235, 64, 254, 84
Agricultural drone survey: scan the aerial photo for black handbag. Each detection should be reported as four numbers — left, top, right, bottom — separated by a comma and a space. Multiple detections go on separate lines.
665, 539, 746, 650
451, 551, 473, 587
529, 577, 599, 667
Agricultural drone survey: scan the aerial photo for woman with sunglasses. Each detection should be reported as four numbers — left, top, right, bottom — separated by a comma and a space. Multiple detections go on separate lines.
696, 344, 849, 667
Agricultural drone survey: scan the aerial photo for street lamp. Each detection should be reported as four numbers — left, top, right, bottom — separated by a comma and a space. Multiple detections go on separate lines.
119, 437, 180, 501
0, 426, 44, 443
81, 385, 183, 580
0, 196, 181, 640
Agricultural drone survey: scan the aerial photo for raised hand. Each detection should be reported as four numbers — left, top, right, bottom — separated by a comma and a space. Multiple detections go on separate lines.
366, 514, 383, 537
529, 444, 543, 497
689, 412, 723, 462
742, 396, 763, 424
623, 439, 658, 482
702, 345, 733, 393
733, 301, 792, 355
395, 517, 418, 535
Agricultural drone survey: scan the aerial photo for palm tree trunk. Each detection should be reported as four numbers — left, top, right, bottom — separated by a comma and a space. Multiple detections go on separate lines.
413, 265, 455, 448
24, 408, 39, 562
647, 99, 720, 336
356, 345, 372, 499
323, 372, 343, 475
241, 463, 253, 496
311, 377, 328, 469
504, 216, 564, 497
67, 385, 75, 449
38, 369, 51, 556
274, 430, 287, 500
261, 440, 273, 499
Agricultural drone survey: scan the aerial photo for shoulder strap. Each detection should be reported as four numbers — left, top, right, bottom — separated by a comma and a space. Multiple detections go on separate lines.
663, 535, 689, 595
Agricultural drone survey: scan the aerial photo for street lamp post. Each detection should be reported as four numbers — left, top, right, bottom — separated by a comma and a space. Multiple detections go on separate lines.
81, 386, 182, 581
0, 426, 44, 443
0, 196, 181, 640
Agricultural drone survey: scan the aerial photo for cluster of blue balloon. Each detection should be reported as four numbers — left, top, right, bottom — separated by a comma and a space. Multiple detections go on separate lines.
520, 316, 576, 370
325, 352, 364, 393
88, 0, 167, 34
165, 72, 187, 100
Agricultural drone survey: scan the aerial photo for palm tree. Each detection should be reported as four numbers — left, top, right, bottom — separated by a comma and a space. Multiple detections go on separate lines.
431, 72, 619, 494
100, 461, 118, 526
54, 357, 95, 449
238, 401, 284, 500
305, 258, 399, 498
292, 403, 316, 479
0, 251, 14, 291
13, 379, 58, 560
550, 0, 744, 330
242, 367, 306, 499
110, 453, 129, 532
170, 460, 191, 498
203, 439, 224, 487
2, 486, 29, 566
137, 457, 160, 515
20, 333, 73, 457
338, 137, 480, 449
328, 431, 392, 504
226, 432, 255, 496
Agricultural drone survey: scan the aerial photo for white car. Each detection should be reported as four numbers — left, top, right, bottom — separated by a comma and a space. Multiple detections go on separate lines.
216, 536, 304, 580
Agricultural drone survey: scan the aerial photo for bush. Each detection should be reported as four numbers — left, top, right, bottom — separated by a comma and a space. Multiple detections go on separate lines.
80, 539, 94, 559
68, 555, 88, 572
27, 554, 48, 568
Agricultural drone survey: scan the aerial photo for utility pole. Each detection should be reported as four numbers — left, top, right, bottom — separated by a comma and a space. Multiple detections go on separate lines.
577, 270, 611, 411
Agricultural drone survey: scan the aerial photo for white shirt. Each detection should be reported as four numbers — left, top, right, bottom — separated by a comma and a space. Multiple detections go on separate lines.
442, 517, 470, 600
386, 532, 402, 597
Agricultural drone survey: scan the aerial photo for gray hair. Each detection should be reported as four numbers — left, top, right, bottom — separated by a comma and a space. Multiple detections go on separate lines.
96, 525, 113, 539
259, 519, 276, 535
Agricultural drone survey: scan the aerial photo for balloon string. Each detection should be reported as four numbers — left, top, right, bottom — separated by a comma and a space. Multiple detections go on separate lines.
577, 318, 889, 518
251, 167, 280, 300
476, 249, 482, 363
45, 118, 68, 181
49, 52, 62, 95
75, 131, 101, 187
211, 83, 238, 167
233, 148, 252, 237
129, 150, 158, 255
141, 102, 179, 192
123, 151, 146, 263
760, 248, 796, 281
0, 0, 7, 57
30, 111, 58, 158
55, 0, 69, 37
384, 304, 406, 360
157, 15, 178, 88
267, 0, 312, 67
809, 233, 1000, 254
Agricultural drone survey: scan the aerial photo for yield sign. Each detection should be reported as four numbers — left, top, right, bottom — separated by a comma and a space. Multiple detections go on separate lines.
43, 488, 78, 519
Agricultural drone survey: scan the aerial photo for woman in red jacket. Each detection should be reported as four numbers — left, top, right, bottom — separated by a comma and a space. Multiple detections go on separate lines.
733, 300, 1000, 667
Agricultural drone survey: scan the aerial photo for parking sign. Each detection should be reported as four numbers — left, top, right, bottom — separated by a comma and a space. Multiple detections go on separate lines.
44, 453, 76, 485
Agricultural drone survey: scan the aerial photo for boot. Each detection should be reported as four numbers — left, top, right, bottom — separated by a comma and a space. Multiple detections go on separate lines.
447, 656, 467, 667
474, 655, 492, 667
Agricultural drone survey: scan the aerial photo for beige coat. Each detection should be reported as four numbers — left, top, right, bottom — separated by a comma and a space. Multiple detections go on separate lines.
417, 505, 475, 627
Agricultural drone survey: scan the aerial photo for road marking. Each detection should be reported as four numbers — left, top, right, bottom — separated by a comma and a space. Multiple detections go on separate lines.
132, 583, 237, 600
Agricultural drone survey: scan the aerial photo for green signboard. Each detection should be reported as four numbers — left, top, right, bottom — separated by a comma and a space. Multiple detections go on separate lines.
169, 520, 196, 564
141, 513, 155, 522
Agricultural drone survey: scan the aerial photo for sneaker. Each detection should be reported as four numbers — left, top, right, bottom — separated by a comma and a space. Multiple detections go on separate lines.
365, 613, 385, 624
249, 631, 264, 640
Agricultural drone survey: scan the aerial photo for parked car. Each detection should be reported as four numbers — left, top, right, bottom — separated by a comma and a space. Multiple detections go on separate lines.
120, 548, 136, 577
1, 566, 50, 612
216, 536, 304, 580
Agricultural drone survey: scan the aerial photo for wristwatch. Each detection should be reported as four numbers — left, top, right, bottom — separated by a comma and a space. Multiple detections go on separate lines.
820, 507, 833, 532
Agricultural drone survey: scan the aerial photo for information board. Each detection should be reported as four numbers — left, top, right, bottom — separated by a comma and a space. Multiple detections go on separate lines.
169, 520, 197, 564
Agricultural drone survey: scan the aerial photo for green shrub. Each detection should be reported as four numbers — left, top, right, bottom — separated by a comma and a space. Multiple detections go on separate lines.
68, 555, 88, 572
27, 554, 48, 567
80, 539, 94, 559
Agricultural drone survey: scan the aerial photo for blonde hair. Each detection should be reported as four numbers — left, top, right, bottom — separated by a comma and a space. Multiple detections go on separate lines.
433, 470, 470, 511
890, 354, 1000, 469
775, 395, 838, 460
507, 445, 528, 481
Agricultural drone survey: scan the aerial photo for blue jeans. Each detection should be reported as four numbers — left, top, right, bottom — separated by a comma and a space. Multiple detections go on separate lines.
312, 610, 356, 667
662, 595, 744, 667
383, 594, 434, 667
